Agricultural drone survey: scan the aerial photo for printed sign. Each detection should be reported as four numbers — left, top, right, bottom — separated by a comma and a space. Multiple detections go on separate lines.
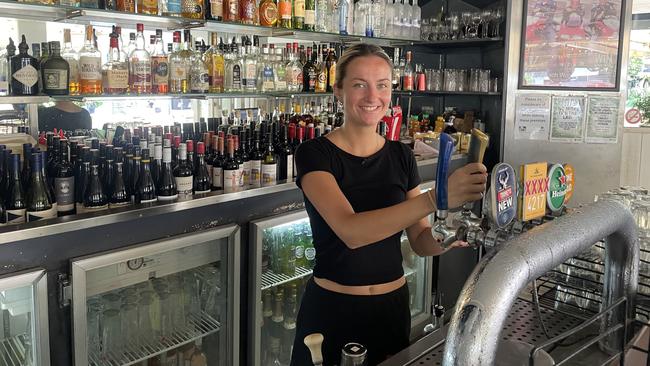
515, 94, 551, 140
563, 163, 575, 204
625, 108, 642, 125
490, 163, 518, 229
585, 96, 619, 143
546, 164, 568, 213
520, 162, 548, 221
550, 95, 586, 143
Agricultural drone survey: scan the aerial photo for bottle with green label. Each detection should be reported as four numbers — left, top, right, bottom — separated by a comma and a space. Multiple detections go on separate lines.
41, 41, 69, 96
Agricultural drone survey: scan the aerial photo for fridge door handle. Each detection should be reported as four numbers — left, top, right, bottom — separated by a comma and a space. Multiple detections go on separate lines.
57, 273, 72, 308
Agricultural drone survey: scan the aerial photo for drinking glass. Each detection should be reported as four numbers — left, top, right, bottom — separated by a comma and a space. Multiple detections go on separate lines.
201, 266, 221, 319
456, 69, 468, 92
469, 69, 480, 91
461, 11, 472, 39
138, 294, 154, 349
167, 275, 185, 331
101, 309, 122, 359
490, 77, 500, 93
640, 238, 650, 275
158, 291, 173, 343
443, 69, 457, 91
491, 7, 504, 37
182, 271, 201, 325
467, 12, 481, 38
87, 299, 102, 358
633, 201, 650, 231
480, 9, 492, 38
121, 302, 139, 353
448, 12, 460, 40
479, 69, 491, 93
101, 292, 122, 312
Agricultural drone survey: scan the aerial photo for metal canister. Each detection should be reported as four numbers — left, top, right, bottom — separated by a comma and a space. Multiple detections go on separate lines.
340, 343, 367, 366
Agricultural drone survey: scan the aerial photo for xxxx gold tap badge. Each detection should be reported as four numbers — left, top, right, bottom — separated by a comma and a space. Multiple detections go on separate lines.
520, 162, 548, 221
546, 164, 568, 213
563, 164, 575, 204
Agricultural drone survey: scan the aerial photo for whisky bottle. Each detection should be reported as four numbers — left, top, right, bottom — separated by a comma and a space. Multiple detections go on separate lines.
240, 0, 257, 24
129, 23, 152, 94
314, 45, 327, 93
102, 32, 129, 94
181, 0, 204, 19
259, 0, 278, 26
278, 0, 292, 28
326, 46, 336, 92
223, 0, 240, 22
138, 0, 158, 14
151, 29, 169, 94
302, 46, 316, 92
61, 29, 79, 95
10, 35, 39, 96
206, 0, 223, 20
79, 25, 102, 95
304, 0, 316, 30
293, 0, 305, 29
117, 0, 135, 11
169, 31, 188, 93
41, 41, 70, 96
207, 33, 225, 93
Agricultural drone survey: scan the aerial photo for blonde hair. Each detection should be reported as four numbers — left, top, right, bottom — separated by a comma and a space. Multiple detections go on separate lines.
335, 44, 393, 88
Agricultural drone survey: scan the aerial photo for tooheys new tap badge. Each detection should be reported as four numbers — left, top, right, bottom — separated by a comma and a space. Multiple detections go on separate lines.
489, 163, 518, 228
547, 163, 569, 214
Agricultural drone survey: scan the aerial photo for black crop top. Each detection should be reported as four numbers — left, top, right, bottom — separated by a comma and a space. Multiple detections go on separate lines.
295, 137, 421, 286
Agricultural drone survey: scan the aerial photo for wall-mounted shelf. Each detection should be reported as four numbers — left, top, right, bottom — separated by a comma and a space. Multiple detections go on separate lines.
394, 90, 502, 97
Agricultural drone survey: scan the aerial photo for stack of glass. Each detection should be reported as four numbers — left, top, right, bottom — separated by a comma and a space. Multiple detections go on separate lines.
420, 8, 504, 41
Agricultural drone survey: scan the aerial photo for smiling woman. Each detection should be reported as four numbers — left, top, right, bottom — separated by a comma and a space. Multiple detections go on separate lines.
289, 43, 488, 365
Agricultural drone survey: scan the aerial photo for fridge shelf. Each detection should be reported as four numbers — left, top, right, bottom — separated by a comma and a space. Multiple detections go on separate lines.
88, 311, 221, 366
0, 334, 29, 366
261, 266, 312, 290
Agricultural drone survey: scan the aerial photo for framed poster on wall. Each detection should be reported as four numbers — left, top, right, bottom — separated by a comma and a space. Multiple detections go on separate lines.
519, 0, 625, 90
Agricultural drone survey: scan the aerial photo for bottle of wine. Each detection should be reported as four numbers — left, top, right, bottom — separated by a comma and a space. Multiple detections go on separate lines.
5, 154, 26, 225
26, 153, 57, 222
276, 125, 293, 181
152, 143, 162, 186
21, 143, 32, 189
262, 135, 277, 187
223, 138, 240, 194
238, 130, 251, 188
83, 152, 108, 212
173, 143, 193, 201
39, 151, 57, 214
186, 140, 195, 173
212, 136, 224, 193
75, 146, 90, 214
130, 146, 142, 203
110, 148, 131, 208
135, 148, 157, 204
194, 142, 211, 195
249, 131, 263, 188
157, 147, 178, 201
233, 135, 245, 190
53, 139, 75, 216
103, 145, 115, 198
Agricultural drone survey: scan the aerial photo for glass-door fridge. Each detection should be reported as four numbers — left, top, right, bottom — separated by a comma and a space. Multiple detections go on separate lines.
249, 209, 433, 366
70, 224, 240, 366
0, 269, 50, 366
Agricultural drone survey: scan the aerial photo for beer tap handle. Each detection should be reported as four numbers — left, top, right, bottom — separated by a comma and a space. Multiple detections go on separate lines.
463, 128, 489, 210
304, 333, 324, 366
435, 133, 455, 219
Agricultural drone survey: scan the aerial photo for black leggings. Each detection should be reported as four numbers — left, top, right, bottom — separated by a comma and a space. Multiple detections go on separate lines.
290, 277, 411, 366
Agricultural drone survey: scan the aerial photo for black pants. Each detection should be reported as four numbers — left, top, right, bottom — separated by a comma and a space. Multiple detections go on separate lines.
290, 277, 411, 366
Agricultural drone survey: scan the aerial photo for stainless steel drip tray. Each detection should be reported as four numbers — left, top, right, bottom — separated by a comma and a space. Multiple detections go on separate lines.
380, 298, 619, 366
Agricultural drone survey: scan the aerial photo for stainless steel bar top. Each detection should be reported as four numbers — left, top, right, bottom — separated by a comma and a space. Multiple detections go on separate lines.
379, 325, 448, 366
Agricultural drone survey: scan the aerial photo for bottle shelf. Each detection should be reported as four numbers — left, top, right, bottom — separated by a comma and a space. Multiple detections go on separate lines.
261, 266, 312, 290
394, 90, 502, 97
0, 92, 335, 104
0, 0, 503, 48
0, 333, 29, 366
88, 311, 220, 366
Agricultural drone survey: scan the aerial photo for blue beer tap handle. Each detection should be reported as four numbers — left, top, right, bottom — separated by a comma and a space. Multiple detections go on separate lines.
436, 133, 455, 213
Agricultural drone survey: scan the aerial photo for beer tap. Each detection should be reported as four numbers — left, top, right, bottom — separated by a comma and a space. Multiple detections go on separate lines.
431, 133, 457, 249
452, 129, 490, 246
304, 333, 324, 366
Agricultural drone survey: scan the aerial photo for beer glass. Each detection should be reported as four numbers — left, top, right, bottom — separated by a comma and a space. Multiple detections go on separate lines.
443, 69, 457, 92
102, 309, 122, 358
469, 69, 480, 91
101, 292, 122, 311
121, 302, 139, 351
478, 69, 491, 93
138, 294, 154, 348
87, 299, 102, 357
456, 69, 468, 92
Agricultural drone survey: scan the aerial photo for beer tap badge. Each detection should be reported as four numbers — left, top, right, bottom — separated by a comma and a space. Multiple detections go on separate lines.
547, 163, 569, 213
563, 163, 575, 204
490, 163, 518, 229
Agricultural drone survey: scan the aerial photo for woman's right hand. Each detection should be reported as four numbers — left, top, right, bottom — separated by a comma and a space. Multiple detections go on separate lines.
447, 163, 488, 209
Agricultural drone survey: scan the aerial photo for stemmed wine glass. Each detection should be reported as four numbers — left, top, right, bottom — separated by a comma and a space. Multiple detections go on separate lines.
461, 11, 472, 39
480, 9, 493, 38
491, 7, 504, 38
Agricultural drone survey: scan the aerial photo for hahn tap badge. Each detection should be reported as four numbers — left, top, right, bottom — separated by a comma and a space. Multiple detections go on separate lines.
546, 163, 568, 213
563, 164, 575, 204
520, 162, 548, 221
490, 163, 517, 228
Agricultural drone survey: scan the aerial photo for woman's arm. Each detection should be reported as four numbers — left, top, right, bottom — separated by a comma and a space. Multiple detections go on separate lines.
300, 163, 487, 250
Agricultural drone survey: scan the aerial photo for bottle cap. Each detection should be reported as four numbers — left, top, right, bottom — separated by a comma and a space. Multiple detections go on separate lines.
197, 142, 205, 155
186, 140, 194, 152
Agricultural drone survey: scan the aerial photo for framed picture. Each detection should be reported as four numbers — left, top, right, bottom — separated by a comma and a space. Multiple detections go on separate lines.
519, 0, 625, 90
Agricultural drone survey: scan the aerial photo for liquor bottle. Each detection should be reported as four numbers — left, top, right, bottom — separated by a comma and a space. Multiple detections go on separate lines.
102, 145, 115, 195
242, 37, 257, 92
239, 0, 256, 24
61, 29, 79, 96
117, 0, 135, 11
83, 151, 108, 212
5, 154, 26, 225
110, 150, 131, 208
10, 35, 39, 96
302, 46, 316, 92
0, 39, 15, 96
152, 143, 162, 184
165, 0, 182, 16
79, 25, 102, 95
186, 139, 195, 172
42, 41, 70, 96
190, 44, 210, 93
259, 0, 278, 26
129, 23, 152, 94
339, 0, 352, 35
177, 30, 195, 92
223, 0, 240, 22
194, 142, 211, 194
169, 31, 188, 93
38, 42, 48, 66
206, 0, 223, 20
304, 0, 316, 30
314, 46, 327, 93
173, 143, 193, 200
182, 0, 205, 19
286, 43, 302, 92
74, 147, 89, 214
151, 30, 169, 94
135, 149, 157, 204
102, 32, 129, 95
26, 153, 57, 222
60, 0, 81, 7
294, 0, 305, 29
207, 33, 225, 93
235, 134, 248, 187
402, 50, 413, 91
139, 0, 158, 14
278, 0, 292, 28
157, 147, 178, 201
391, 48, 401, 90
326, 46, 336, 92
261, 136, 277, 187
276, 125, 293, 181
254, 45, 272, 92
53, 140, 75, 216
222, 138, 240, 193
225, 41, 242, 92
315, 0, 330, 32
268, 290, 284, 364
211, 135, 224, 192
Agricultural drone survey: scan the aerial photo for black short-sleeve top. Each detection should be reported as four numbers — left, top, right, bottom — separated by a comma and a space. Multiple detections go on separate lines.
295, 137, 421, 286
